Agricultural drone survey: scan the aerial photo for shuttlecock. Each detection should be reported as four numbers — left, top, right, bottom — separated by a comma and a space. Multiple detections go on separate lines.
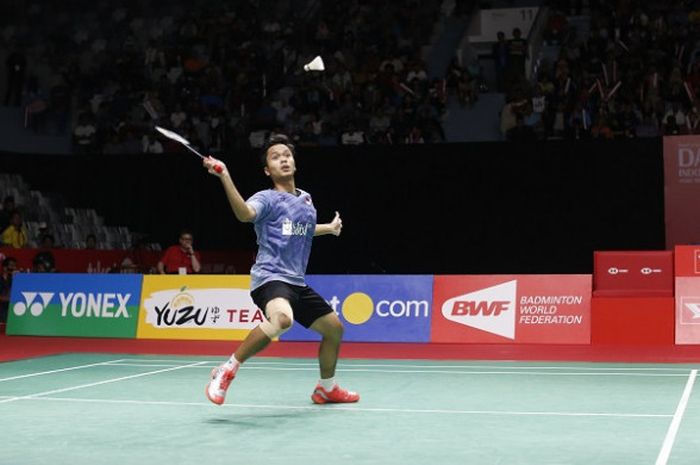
304, 55, 325, 72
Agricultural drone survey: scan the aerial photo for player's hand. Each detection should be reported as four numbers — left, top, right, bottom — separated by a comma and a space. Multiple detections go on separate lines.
329, 211, 342, 236
203, 156, 227, 176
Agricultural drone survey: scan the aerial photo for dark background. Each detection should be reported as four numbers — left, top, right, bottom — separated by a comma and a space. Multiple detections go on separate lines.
0, 137, 666, 274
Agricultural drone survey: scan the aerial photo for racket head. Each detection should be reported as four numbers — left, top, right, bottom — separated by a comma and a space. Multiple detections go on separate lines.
155, 126, 191, 145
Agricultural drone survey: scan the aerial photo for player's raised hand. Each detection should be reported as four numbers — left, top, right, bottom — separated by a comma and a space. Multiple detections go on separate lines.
329, 211, 343, 236
203, 156, 227, 176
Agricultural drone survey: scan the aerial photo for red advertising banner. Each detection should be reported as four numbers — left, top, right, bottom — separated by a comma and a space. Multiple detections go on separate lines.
675, 277, 700, 344
431, 275, 591, 344
663, 136, 700, 249
674, 245, 700, 277
592, 250, 673, 296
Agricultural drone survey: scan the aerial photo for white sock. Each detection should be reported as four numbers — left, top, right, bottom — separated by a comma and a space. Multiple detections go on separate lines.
224, 355, 241, 372
319, 377, 336, 391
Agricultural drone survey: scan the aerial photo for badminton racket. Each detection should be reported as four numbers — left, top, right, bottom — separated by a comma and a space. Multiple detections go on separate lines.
155, 126, 223, 173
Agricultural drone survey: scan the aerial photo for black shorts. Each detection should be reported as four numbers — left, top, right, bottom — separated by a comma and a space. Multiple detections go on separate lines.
250, 280, 333, 329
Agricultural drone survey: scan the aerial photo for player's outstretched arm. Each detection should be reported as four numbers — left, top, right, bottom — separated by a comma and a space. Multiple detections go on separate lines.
315, 211, 342, 237
203, 156, 256, 223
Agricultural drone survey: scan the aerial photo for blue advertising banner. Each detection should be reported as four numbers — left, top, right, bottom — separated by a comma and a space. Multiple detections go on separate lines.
6, 273, 143, 338
280, 275, 433, 342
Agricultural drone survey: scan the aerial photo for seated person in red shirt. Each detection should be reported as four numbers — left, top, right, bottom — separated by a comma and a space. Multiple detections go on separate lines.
157, 230, 202, 274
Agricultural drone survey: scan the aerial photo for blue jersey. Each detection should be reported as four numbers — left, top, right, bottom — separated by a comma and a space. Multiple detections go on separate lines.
246, 188, 316, 290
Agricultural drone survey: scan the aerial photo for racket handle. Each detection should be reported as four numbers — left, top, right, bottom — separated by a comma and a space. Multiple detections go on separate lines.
214, 164, 223, 173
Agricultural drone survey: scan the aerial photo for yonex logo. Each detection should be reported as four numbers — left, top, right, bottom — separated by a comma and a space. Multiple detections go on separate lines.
640, 267, 662, 275
328, 292, 430, 325
607, 267, 629, 275
13, 292, 55, 317
680, 298, 700, 325
12, 291, 131, 318
684, 303, 700, 320
441, 280, 517, 339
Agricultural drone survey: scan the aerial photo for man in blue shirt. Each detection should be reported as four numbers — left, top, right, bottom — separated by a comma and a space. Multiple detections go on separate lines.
203, 134, 359, 406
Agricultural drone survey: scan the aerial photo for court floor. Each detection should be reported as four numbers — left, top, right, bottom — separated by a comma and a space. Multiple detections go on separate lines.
1, 354, 699, 465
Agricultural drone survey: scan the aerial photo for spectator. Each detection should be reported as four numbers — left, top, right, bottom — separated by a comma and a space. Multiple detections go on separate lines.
1, 211, 28, 248
157, 230, 201, 274
84, 233, 97, 249
0, 196, 15, 231
40, 234, 56, 249
544, 10, 568, 45
170, 104, 187, 128
591, 116, 615, 139
297, 121, 319, 147
119, 256, 139, 273
340, 124, 366, 145
405, 125, 425, 143
73, 112, 98, 153
36, 222, 50, 247
0, 256, 18, 323
507, 28, 529, 84
663, 114, 682, 135
143, 134, 164, 153
32, 250, 56, 272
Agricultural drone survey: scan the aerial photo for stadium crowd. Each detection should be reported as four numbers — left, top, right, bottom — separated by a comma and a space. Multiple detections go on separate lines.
501, 0, 700, 141
3, 0, 469, 154
7, 0, 700, 147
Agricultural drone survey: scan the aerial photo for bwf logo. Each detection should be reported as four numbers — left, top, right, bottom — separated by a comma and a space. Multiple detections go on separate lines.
441, 280, 517, 339
13, 292, 55, 317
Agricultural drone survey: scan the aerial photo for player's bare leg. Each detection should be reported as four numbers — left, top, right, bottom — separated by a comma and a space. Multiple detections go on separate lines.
206, 299, 292, 405
309, 313, 359, 404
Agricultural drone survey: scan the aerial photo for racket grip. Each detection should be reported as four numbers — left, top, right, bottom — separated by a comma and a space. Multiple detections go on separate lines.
214, 164, 223, 173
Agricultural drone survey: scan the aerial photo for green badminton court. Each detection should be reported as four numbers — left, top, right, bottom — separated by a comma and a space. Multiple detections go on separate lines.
1, 354, 699, 465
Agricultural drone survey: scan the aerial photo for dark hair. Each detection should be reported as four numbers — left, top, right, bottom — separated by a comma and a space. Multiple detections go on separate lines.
32, 251, 55, 271
259, 133, 295, 167
2, 256, 17, 267
179, 229, 193, 239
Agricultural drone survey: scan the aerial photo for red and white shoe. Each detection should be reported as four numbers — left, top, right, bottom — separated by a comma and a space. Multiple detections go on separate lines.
205, 364, 236, 405
311, 384, 360, 404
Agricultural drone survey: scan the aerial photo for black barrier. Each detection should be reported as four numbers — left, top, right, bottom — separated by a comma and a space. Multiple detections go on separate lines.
0, 138, 665, 274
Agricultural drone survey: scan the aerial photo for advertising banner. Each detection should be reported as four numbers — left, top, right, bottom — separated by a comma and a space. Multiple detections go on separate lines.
663, 136, 700, 249
280, 275, 433, 342
675, 277, 700, 344
674, 245, 700, 277
431, 275, 591, 344
592, 251, 673, 296
137, 275, 260, 340
6, 273, 142, 337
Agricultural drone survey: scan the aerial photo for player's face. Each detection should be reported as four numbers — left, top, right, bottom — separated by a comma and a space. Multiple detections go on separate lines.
264, 144, 296, 180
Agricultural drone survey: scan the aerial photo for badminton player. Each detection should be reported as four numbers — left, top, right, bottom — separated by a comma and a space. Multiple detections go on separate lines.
202, 134, 359, 405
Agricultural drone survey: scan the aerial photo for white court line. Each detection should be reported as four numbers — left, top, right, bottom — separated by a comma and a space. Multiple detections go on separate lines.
100, 363, 691, 377
0, 359, 126, 382
10, 395, 673, 418
0, 361, 208, 405
655, 369, 697, 465
111, 358, 698, 371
